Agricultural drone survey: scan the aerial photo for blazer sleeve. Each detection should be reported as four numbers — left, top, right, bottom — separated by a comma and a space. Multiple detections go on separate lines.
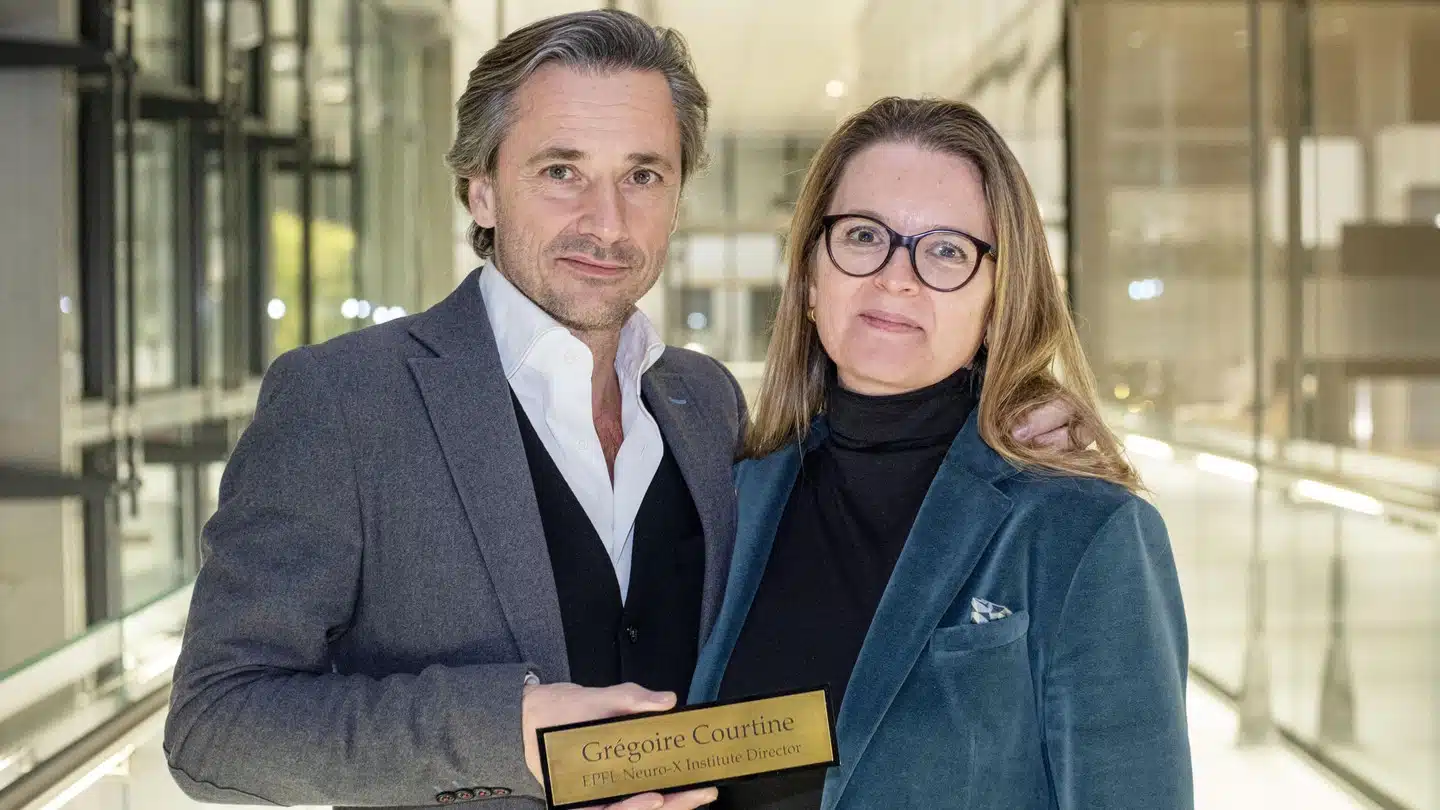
1042, 497, 1194, 810
163, 347, 540, 807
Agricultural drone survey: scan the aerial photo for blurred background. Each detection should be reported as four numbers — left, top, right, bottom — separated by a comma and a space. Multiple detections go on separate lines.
0, 0, 1436, 808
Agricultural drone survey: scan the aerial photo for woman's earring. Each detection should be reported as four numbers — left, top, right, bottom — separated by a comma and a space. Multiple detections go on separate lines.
806, 307, 816, 323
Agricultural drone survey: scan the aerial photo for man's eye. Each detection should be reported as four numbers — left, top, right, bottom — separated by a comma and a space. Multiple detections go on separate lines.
546, 165, 574, 181
632, 169, 658, 185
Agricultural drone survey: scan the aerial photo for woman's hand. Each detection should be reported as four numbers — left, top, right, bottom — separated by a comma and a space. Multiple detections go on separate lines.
1012, 400, 1095, 450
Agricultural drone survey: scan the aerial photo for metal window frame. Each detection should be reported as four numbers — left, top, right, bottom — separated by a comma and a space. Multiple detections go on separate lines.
54, 0, 328, 626
0, 37, 108, 71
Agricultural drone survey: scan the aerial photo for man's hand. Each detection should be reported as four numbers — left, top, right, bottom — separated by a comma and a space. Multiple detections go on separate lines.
521, 683, 718, 809
596, 788, 719, 810
1012, 399, 1094, 450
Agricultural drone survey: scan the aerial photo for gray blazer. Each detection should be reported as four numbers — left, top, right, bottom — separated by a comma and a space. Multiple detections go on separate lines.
163, 270, 747, 809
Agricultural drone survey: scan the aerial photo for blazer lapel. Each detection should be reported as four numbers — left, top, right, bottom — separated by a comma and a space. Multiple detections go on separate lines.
824, 421, 1014, 808
406, 272, 570, 684
687, 437, 811, 703
644, 363, 735, 646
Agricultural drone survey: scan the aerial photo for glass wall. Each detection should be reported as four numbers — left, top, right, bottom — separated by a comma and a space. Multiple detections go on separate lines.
690, 0, 1070, 380
1070, 2, 1440, 807
118, 120, 181, 390
0, 0, 457, 794
666, 134, 823, 370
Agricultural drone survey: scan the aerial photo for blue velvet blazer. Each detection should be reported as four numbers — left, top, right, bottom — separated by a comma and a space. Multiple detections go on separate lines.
690, 414, 1193, 809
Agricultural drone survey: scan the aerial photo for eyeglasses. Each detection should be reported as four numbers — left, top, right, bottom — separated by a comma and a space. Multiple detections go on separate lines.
820, 213, 997, 293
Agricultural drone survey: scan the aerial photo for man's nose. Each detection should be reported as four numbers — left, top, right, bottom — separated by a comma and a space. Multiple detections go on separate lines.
576, 182, 626, 244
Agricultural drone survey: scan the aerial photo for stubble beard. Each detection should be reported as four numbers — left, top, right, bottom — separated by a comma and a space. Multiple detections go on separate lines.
491, 212, 664, 335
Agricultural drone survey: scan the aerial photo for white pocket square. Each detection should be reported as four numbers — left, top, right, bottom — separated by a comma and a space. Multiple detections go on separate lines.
970, 597, 1013, 624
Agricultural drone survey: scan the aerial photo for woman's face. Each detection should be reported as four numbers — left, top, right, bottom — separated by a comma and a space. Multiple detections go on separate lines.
809, 141, 996, 396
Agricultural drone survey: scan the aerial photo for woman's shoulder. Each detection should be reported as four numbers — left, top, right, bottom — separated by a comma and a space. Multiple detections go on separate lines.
995, 467, 1167, 554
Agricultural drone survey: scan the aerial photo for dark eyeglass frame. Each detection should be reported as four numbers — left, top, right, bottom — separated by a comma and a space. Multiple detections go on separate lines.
820, 213, 998, 293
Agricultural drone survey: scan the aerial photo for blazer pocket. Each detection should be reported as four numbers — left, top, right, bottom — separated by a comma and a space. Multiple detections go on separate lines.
930, 610, 1030, 654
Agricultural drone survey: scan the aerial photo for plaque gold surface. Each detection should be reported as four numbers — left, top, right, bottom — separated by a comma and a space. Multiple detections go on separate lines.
537, 688, 837, 809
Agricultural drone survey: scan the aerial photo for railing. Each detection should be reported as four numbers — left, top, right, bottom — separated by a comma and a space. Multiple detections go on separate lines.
1106, 405, 1440, 534
0, 584, 191, 799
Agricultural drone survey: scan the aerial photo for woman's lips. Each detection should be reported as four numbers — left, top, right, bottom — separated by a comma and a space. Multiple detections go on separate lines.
858, 309, 922, 333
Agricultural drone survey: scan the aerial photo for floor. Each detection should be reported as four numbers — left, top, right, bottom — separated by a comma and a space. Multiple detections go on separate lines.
1187, 680, 1378, 810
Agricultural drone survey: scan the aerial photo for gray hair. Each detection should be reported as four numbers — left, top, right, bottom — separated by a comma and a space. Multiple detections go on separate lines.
446, 9, 710, 260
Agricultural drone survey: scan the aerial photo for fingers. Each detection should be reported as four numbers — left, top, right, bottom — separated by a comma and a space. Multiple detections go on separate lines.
658, 787, 720, 808
522, 684, 677, 786
1012, 400, 1071, 441
1032, 426, 1071, 450
604, 683, 678, 715
595, 786, 718, 810
599, 793, 665, 810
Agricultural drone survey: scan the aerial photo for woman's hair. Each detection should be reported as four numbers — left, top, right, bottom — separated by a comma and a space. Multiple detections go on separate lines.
745, 96, 1140, 492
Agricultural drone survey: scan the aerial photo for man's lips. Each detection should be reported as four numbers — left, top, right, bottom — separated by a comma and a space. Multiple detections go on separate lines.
558, 254, 629, 273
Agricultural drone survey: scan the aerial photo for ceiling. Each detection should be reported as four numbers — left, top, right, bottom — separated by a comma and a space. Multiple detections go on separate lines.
490, 0, 870, 133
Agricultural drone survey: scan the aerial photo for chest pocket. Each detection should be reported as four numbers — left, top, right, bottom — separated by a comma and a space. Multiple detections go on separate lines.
921, 609, 1042, 807
930, 609, 1030, 654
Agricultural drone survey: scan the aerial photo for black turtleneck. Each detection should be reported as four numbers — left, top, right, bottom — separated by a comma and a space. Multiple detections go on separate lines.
714, 366, 979, 810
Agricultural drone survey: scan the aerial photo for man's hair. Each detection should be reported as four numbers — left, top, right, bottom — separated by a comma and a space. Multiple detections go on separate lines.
445, 10, 710, 259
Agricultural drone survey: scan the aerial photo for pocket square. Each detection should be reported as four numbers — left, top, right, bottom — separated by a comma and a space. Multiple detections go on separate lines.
970, 597, 1013, 624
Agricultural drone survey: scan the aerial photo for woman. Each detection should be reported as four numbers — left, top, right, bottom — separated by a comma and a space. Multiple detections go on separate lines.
689, 98, 1192, 810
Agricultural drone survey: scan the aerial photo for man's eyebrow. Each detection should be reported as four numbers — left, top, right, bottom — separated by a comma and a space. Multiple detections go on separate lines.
628, 152, 676, 173
525, 146, 586, 166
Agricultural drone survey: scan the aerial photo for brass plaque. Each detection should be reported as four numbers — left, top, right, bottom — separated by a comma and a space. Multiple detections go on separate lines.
537, 688, 837, 809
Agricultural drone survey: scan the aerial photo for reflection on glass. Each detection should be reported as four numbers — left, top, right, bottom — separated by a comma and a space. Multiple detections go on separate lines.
312, 173, 357, 342
61, 287, 82, 403
269, 172, 304, 359
116, 121, 179, 391
748, 285, 782, 355
1073, 2, 1440, 807
119, 463, 184, 613
265, 0, 302, 129
1295, 5, 1440, 806
675, 287, 715, 357
130, 0, 183, 79
203, 0, 224, 100
204, 164, 226, 384
312, 0, 354, 161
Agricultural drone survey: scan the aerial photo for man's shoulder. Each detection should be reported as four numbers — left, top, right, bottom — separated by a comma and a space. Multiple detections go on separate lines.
304, 316, 422, 364
649, 346, 746, 449
653, 345, 730, 381
262, 317, 426, 402
653, 346, 742, 404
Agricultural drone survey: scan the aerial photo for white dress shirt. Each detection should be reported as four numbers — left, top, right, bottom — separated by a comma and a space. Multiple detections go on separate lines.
479, 263, 666, 603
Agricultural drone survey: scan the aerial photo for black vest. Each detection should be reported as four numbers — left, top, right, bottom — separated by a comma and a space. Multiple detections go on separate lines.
512, 394, 705, 697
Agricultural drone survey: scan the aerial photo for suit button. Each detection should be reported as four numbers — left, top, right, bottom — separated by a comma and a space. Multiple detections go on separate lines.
455, 789, 474, 801
436, 792, 456, 804
625, 625, 639, 643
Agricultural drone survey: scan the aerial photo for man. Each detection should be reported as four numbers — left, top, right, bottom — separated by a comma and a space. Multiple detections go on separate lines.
164, 10, 1077, 810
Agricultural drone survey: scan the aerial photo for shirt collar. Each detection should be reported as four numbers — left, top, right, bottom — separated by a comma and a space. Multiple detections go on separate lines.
478, 261, 666, 383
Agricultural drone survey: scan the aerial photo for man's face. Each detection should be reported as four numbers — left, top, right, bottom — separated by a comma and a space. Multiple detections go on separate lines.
468, 63, 683, 334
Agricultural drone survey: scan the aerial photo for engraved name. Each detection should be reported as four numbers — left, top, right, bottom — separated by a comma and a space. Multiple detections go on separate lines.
579, 716, 799, 764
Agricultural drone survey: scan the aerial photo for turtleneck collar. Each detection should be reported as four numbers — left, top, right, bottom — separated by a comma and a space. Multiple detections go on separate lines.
826, 365, 980, 451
